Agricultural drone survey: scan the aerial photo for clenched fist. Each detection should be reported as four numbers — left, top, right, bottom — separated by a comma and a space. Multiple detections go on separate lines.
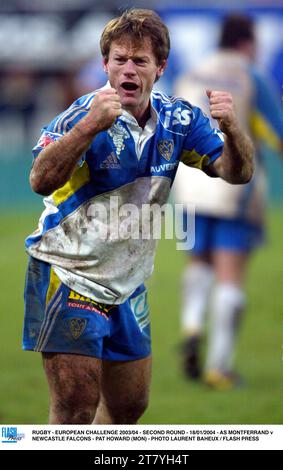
78, 88, 122, 136
206, 90, 238, 134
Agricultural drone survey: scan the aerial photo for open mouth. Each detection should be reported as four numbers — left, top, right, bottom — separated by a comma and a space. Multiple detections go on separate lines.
121, 82, 139, 91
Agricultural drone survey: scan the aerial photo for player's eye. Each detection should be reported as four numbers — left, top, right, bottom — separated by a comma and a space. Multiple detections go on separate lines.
115, 57, 126, 64
134, 59, 147, 65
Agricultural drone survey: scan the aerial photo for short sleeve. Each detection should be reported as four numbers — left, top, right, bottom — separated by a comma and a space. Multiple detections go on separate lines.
32, 129, 63, 160
31, 98, 89, 164
181, 106, 224, 172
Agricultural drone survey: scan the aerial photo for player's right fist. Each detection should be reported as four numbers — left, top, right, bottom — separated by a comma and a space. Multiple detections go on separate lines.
79, 88, 122, 136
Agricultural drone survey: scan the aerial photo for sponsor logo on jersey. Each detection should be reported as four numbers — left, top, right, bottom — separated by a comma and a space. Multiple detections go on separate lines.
100, 151, 121, 169
159, 103, 193, 135
150, 161, 178, 173
69, 318, 88, 340
108, 122, 130, 157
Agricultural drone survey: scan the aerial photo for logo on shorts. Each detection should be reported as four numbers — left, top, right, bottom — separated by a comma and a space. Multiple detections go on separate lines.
69, 318, 88, 340
130, 291, 150, 331
157, 139, 174, 161
67, 291, 114, 320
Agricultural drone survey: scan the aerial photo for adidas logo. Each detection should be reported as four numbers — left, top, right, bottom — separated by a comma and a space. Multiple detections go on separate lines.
100, 152, 121, 169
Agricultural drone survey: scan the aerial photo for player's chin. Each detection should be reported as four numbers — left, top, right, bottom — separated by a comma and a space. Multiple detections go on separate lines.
120, 96, 139, 107
120, 88, 141, 103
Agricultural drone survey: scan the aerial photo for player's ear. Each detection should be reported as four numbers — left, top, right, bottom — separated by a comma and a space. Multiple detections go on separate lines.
156, 59, 167, 79
103, 58, 109, 74
155, 60, 167, 82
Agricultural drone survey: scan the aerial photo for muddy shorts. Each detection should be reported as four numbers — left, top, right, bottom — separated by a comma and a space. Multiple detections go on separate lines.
23, 257, 151, 361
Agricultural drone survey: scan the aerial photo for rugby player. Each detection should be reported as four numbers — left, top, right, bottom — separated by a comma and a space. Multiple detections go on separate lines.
173, 14, 283, 389
23, 9, 254, 423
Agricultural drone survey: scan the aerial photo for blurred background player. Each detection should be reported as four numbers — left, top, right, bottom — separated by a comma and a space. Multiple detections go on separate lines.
173, 13, 283, 390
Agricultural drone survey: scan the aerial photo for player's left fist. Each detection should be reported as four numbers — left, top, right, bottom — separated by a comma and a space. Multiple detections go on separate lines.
206, 90, 238, 134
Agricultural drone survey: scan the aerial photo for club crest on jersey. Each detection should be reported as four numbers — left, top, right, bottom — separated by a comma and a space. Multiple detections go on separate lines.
69, 318, 88, 340
157, 139, 174, 161
108, 122, 130, 158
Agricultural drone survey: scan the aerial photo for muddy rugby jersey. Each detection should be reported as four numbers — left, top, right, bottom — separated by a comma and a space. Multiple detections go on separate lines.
26, 84, 224, 304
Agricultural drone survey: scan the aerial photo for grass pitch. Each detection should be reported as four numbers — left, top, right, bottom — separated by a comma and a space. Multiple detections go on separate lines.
0, 208, 282, 424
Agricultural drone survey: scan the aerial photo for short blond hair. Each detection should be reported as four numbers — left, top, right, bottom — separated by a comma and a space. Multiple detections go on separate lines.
100, 9, 170, 65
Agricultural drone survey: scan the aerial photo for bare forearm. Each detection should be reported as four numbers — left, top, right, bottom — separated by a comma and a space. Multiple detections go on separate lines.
30, 123, 96, 196
217, 126, 255, 184
206, 90, 254, 184
30, 88, 122, 196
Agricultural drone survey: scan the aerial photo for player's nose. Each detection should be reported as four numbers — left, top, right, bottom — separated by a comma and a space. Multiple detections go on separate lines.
122, 59, 137, 76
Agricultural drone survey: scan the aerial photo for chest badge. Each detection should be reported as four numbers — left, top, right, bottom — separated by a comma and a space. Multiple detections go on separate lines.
157, 139, 174, 161
108, 122, 130, 158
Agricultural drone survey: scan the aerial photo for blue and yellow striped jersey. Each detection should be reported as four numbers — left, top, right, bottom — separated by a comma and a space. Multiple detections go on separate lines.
26, 84, 224, 304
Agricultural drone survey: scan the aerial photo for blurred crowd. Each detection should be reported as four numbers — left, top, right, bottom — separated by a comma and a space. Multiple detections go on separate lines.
0, 5, 282, 156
